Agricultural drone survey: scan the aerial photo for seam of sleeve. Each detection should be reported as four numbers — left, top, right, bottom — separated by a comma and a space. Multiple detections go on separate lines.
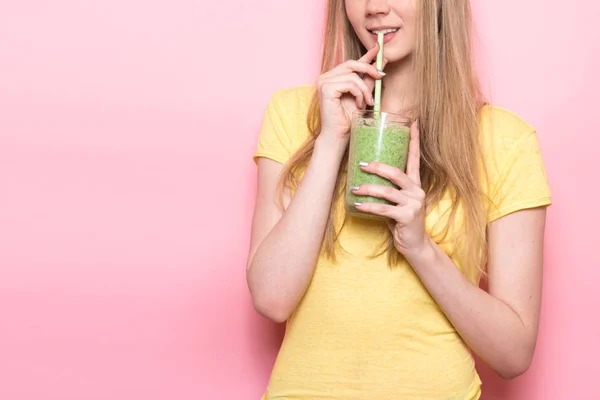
487, 196, 552, 223
253, 152, 288, 165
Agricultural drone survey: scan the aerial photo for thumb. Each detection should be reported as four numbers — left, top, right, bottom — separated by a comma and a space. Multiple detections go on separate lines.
386, 219, 396, 233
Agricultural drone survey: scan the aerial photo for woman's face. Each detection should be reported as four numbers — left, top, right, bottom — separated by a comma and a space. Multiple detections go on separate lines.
345, 0, 418, 62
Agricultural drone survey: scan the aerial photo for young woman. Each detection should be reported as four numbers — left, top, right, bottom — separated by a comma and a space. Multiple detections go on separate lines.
246, 0, 551, 398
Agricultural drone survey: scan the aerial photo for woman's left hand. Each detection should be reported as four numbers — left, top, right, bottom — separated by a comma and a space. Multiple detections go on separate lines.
352, 121, 431, 258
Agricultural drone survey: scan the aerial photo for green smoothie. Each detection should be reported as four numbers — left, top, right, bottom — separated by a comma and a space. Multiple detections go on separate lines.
345, 117, 410, 219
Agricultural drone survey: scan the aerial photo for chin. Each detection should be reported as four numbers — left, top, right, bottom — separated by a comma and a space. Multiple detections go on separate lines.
382, 48, 413, 64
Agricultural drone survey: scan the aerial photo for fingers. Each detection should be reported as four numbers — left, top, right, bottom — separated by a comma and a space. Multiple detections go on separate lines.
353, 202, 414, 224
320, 80, 365, 109
351, 183, 420, 223
326, 73, 374, 107
363, 58, 388, 92
342, 60, 386, 81
319, 59, 385, 107
359, 162, 422, 195
350, 183, 411, 205
317, 43, 387, 110
321, 47, 383, 81
406, 120, 421, 186
354, 202, 397, 220
358, 42, 381, 63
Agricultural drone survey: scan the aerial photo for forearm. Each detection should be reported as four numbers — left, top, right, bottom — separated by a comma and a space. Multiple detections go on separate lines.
248, 134, 346, 322
405, 239, 536, 379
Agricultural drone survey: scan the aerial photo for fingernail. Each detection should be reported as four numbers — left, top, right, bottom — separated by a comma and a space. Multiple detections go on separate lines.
383, 58, 388, 63
359, 161, 369, 167
377, 69, 386, 76
354, 202, 363, 207
350, 186, 360, 191
372, 42, 378, 48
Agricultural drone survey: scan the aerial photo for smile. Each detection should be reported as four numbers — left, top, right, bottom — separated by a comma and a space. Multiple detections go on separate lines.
368, 28, 399, 35
368, 28, 400, 44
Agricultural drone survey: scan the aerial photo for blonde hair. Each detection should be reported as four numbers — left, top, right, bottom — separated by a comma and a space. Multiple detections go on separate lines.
279, 0, 489, 273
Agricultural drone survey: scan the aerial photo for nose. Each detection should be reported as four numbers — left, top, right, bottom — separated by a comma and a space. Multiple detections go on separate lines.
366, 0, 391, 16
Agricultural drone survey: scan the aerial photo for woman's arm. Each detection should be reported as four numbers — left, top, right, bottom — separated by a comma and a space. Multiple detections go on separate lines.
246, 135, 346, 323
405, 207, 546, 379
353, 122, 547, 379
247, 45, 386, 323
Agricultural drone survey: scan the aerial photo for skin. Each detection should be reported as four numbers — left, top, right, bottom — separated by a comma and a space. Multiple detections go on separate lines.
346, 0, 418, 113
247, 0, 547, 381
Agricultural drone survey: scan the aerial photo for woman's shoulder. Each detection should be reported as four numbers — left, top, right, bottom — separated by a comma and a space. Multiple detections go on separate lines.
478, 104, 540, 163
267, 84, 316, 117
265, 83, 316, 140
276, 84, 317, 99
479, 104, 536, 142
477, 105, 552, 221
254, 85, 316, 165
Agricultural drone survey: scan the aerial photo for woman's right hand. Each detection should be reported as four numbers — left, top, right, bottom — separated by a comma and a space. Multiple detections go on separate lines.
317, 43, 387, 142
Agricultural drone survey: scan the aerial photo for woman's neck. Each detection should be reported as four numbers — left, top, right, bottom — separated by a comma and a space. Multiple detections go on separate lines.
380, 56, 415, 117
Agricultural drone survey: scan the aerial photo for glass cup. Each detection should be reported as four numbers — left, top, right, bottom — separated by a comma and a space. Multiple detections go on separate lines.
344, 110, 412, 220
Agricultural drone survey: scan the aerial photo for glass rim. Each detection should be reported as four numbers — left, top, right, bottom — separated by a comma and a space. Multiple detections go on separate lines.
351, 109, 413, 123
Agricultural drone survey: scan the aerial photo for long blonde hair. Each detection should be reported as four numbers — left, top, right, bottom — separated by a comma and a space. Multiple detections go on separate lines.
279, 0, 489, 273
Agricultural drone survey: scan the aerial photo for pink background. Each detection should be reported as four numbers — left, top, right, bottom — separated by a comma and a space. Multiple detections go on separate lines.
0, 1, 597, 399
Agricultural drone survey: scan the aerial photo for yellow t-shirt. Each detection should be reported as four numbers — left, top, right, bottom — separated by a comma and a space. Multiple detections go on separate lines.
253, 85, 552, 400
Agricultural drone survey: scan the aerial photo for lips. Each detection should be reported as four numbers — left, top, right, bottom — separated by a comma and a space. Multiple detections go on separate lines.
368, 27, 400, 44
368, 28, 400, 35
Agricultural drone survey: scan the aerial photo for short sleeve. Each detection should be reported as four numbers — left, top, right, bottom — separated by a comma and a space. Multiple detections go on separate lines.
487, 130, 552, 223
253, 91, 294, 165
